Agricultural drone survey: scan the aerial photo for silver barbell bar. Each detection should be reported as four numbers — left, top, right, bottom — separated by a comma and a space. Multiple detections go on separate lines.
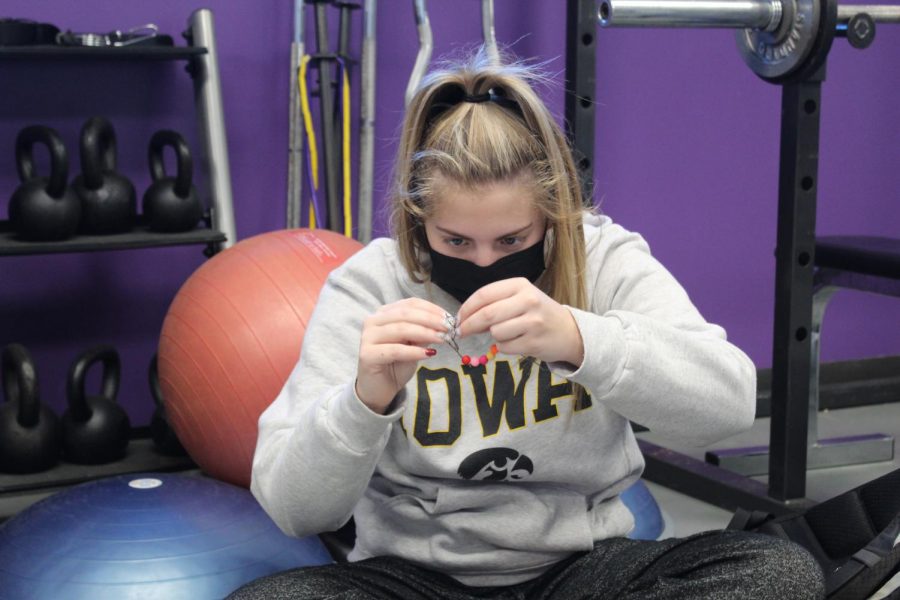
600, 0, 900, 80
600, 0, 783, 30
600, 0, 900, 28
406, 0, 434, 107
837, 4, 900, 23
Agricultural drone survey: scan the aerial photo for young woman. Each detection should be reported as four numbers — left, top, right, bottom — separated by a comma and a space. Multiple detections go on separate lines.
231, 49, 825, 599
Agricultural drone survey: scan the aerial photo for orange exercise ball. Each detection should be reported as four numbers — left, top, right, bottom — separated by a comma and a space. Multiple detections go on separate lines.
158, 228, 363, 487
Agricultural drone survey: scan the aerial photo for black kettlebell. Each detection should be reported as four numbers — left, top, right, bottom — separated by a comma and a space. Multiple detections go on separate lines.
0, 344, 62, 473
148, 353, 186, 456
142, 130, 203, 233
8, 125, 80, 241
62, 345, 131, 464
72, 117, 137, 234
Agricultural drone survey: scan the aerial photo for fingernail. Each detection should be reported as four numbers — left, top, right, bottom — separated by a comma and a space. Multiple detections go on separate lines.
425, 348, 437, 357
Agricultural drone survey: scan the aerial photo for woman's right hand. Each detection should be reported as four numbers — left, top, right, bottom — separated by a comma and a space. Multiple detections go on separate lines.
356, 298, 449, 414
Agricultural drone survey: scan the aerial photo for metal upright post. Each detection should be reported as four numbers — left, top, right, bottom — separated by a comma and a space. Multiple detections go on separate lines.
358, 0, 377, 243
768, 68, 825, 501
482, 0, 501, 65
406, 0, 433, 107
287, 0, 306, 229
565, 0, 599, 206
336, 1, 356, 130
313, 1, 342, 232
187, 9, 237, 248
337, 2, 355, 74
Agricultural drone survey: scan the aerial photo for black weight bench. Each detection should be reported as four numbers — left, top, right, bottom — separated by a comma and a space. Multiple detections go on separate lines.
708, 235, 899, 475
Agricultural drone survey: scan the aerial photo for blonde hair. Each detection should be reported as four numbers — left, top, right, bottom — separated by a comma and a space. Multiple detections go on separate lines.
389, 47, 589, 312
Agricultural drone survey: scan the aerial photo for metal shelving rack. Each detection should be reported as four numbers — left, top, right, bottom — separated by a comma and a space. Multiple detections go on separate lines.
0, 9, 234, 501
0, 9, 236, 257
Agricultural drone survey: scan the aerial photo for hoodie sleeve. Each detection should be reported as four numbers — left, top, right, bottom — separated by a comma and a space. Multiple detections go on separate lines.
249, 243, 405, 538
548, 222, 757, 447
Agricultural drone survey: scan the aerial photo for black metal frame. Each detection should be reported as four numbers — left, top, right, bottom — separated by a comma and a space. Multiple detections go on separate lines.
639, 440, 812, 515
564, 0, 864, 513
768, 72, 825, 501
565, 0, 598, 206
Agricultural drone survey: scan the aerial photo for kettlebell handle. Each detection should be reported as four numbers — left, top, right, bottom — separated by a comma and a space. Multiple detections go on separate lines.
67, 345, 121, 422
1, 344, 41, 428
15, 125, 69, 199
148, 130, 193, 199
80, 116, 118, 191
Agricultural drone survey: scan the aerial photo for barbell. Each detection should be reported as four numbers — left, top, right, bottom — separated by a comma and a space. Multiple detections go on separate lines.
599, 0, 900, 82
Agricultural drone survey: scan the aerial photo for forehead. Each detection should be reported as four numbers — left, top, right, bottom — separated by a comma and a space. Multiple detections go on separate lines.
427, 176, 541, 234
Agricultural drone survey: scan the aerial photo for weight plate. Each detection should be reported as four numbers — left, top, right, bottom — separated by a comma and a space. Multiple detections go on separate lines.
736, 0, 819, 80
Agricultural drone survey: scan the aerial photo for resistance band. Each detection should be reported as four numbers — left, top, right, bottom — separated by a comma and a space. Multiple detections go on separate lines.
298, 55, 354, 237
337, 57, 352, 238
298, 55, 322, 229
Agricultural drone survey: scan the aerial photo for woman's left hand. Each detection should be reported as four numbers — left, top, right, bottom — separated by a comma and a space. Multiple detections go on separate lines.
456, 278, 584, 367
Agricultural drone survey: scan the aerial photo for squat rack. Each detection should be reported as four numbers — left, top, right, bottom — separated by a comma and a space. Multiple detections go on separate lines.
566, 0, 900, 512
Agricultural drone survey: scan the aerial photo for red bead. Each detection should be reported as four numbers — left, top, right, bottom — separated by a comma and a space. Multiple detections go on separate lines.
462, 355, 471, 365
479, 354, 488, 364
490, 344, 498, 354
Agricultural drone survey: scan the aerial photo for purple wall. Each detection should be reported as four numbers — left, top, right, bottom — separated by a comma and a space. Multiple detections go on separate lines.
1, 1, 898, 426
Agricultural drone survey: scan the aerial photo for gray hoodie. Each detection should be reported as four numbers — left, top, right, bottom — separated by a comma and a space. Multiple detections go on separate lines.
250, 213, 756, 586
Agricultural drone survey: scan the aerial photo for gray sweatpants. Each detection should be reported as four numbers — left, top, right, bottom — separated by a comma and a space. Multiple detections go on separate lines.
227, 530, 825, 600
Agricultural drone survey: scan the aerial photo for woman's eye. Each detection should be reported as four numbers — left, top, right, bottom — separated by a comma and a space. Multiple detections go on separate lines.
446, 238, 466, 247
500, 236, 520, 246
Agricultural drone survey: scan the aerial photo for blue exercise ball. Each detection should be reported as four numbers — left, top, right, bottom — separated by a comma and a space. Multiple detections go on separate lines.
621, 479, 666, 541
0, 473, 332, 599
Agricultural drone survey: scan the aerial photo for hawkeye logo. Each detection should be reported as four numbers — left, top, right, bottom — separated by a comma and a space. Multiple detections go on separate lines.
457, 448, 534, 481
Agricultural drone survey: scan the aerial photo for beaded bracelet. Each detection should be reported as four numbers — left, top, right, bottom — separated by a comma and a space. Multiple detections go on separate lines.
441, 312, 498, 367
459, 344, 499, 367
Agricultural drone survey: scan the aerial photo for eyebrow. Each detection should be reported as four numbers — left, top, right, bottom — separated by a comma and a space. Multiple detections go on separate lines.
435, 224, 533, 240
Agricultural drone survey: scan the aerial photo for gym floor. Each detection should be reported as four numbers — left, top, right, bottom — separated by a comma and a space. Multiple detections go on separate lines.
641, 400, 900, 534
640, 400, 900, 598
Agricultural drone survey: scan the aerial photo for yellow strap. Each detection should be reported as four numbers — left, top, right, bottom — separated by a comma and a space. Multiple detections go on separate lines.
299, 55, 318, 229
341, 66, 352, 238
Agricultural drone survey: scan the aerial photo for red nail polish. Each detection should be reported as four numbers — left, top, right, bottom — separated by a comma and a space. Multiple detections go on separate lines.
425, 348, 437, 357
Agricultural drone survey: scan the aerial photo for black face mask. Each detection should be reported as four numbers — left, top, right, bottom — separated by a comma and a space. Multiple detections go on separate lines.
428, 239, 546, 304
